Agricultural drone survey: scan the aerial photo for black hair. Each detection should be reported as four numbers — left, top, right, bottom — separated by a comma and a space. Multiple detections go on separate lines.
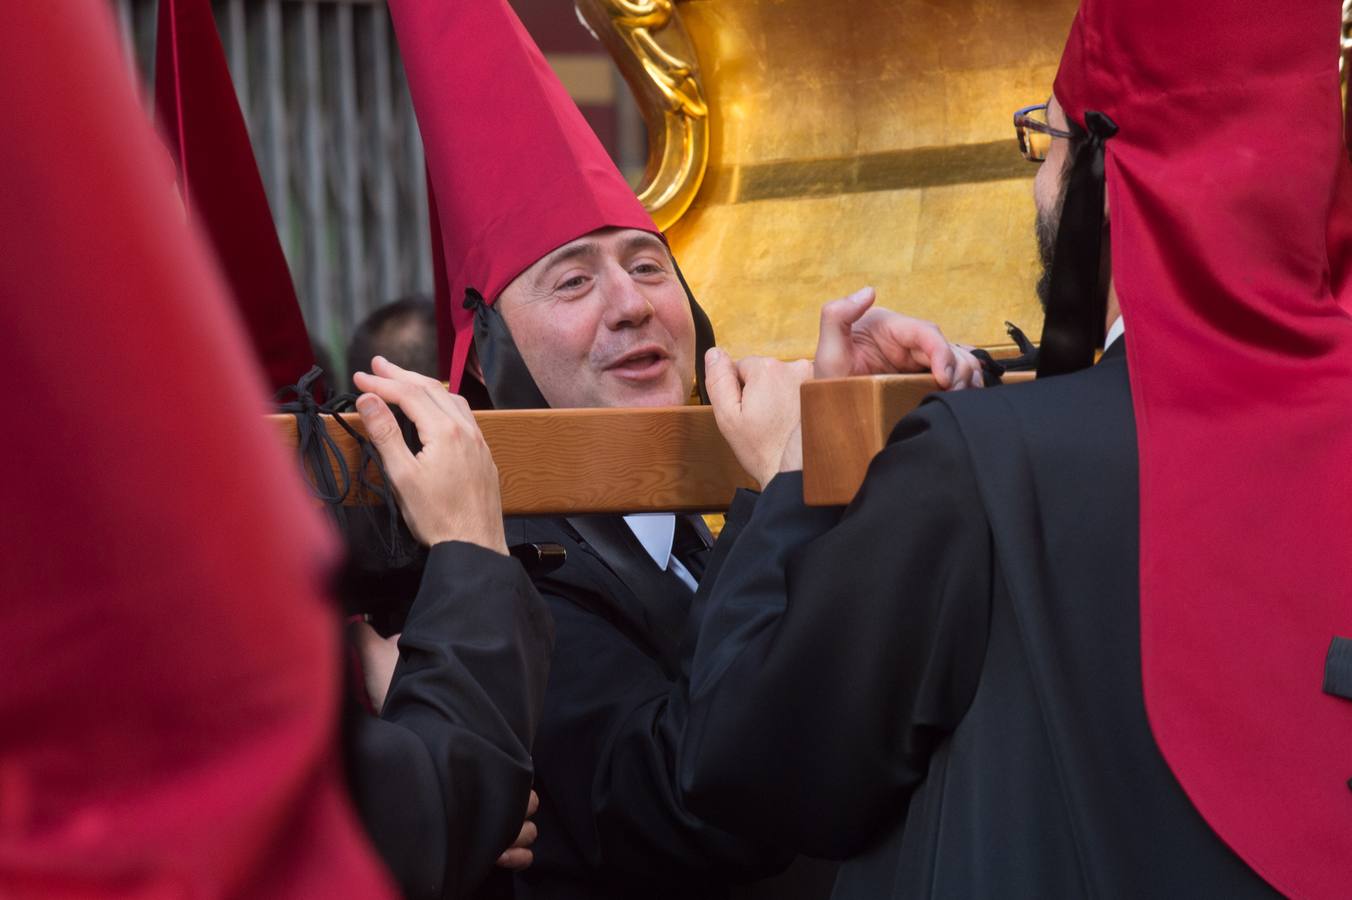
346, 296, 439, 391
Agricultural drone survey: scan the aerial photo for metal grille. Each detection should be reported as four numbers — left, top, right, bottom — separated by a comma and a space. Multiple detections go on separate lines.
109, 0, 433, 376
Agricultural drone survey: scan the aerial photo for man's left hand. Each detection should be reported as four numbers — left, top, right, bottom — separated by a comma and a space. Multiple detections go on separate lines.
350, 621, 400, 714
705, 349, 813, 488
814, 287, 984, 389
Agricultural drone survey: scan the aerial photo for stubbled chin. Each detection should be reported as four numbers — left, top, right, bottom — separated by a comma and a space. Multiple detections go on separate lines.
600, 374, 690, 408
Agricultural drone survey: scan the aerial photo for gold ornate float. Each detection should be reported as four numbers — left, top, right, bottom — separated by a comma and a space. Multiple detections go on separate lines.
1342, 1, 1351, 90
580, 0, 1082, 358
575, 1, 710, 229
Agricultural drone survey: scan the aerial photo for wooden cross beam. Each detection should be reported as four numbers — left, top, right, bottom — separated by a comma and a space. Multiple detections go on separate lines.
270, 373, 1033, 515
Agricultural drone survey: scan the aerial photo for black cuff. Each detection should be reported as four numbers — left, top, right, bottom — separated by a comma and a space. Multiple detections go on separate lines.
760, 470, 805, 502
725, 487, 762, 529
409, 541, 553, 650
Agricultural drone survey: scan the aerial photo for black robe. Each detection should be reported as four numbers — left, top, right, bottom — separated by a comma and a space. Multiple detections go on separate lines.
498, 513, 807, 899
347, 541, 554, 900
678, 343, 1280, 898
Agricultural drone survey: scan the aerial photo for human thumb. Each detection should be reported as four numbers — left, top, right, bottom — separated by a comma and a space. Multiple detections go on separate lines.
703, 347, 743, 424
356, 393, 413, 472
815, 286, 875, 378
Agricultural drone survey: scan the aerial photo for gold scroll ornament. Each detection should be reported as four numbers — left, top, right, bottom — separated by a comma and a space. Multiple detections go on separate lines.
1343, 1, 1352, 99
1344, 0, 1352, 73
574, 0, 709, 229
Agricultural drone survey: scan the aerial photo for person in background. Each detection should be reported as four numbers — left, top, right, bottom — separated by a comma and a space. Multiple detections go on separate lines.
347, 296, 440, 391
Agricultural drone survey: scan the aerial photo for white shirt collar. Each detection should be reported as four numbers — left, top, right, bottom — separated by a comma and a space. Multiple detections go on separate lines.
622, 513, 675, 571
1104, 315, 1125, 351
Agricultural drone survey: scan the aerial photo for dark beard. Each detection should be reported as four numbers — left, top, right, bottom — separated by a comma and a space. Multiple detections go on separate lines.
1034, 174, 1069, 311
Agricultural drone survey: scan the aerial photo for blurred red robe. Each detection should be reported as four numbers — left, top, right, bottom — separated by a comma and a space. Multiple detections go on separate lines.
0, 4, 394, 897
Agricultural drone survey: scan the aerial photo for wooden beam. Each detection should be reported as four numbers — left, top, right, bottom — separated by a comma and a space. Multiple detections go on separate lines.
273, 405, 757, 515
271, 373, 1034, 515
800, 372, 1032, 506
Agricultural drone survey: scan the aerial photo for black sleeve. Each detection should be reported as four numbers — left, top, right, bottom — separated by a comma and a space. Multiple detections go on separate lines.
530, 509, 793, 883
696, 490, 763, 594
347, 540, 554, 900
679, 401, 993, 859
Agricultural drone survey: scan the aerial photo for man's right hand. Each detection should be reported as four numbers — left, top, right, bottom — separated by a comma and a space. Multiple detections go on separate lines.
496, 790, 540, 871
353, 356, 508, 554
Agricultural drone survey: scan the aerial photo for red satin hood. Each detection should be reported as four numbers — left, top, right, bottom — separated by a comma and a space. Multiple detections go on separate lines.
0, 3, 392, 895
1055, 2, 1352, 896
387, 0, 658, 390
155, 0, 316, 393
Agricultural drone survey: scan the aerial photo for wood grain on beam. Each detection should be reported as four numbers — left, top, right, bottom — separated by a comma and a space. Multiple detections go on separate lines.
272, 373, 1034, 515
800, 372, 1035, 506
271, 406, 757, 516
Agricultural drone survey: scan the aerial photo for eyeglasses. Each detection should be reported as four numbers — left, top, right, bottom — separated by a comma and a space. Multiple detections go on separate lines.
1014, 103, 1075, 163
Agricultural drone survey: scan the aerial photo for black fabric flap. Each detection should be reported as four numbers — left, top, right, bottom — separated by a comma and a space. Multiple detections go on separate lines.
1323, 637, 1352, 700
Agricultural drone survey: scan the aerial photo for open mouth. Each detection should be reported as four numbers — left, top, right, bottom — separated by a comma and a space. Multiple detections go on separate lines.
606, 346, 671, 379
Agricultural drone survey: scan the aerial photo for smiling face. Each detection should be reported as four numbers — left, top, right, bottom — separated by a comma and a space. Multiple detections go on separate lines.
494, 227, 696, 409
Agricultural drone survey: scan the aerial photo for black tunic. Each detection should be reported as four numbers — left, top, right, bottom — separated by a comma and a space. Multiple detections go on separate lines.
679, 343, 1280, 898
347, 541, 554, 900
500, 513, 798, 899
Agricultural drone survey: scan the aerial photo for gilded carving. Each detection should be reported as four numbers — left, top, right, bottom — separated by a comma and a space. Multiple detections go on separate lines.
575, 0, 708, 229
1342, 0, 1351, 77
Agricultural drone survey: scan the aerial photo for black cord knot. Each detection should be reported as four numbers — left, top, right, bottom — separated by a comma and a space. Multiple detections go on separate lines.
971, 322, 1039, 385
1084, 110, 1119, 142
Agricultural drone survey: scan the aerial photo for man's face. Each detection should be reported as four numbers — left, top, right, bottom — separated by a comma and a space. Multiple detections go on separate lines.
495, 227, 696, 409
1034, 95, 1073, 309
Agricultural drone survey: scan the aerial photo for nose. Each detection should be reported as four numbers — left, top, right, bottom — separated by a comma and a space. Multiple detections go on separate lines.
600, 264, 653, 331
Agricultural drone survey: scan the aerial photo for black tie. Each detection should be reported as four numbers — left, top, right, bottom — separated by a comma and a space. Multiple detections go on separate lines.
672, 515, 712, 585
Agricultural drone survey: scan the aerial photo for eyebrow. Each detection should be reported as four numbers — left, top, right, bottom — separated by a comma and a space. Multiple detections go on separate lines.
619, 232, 669, 258
532, 232, 670, 287
535, 240, 601, 283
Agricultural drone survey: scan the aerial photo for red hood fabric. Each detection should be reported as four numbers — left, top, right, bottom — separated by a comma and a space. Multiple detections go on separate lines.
1055, 1, 1352, 895
386, 0, 658, 390
0, 3, 392, 896
155, 0, 317, 394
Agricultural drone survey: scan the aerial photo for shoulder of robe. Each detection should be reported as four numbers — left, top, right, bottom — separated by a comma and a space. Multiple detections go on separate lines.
886, 365, 1135, 538
912, 361, 1131, 450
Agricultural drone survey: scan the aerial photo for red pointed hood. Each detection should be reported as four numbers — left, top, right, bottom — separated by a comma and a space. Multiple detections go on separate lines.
387, 0, 657, 390
1055, 2, 1352, 895
155, 0, 316, 393
1, 3, 391, 895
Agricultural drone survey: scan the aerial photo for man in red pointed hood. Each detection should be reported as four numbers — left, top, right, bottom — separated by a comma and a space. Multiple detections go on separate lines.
394, 0, 974, 416
389, 0, 711, 412
382, 2, 979, 897
384, 3, 777, 894
671, 0, 1352, 898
